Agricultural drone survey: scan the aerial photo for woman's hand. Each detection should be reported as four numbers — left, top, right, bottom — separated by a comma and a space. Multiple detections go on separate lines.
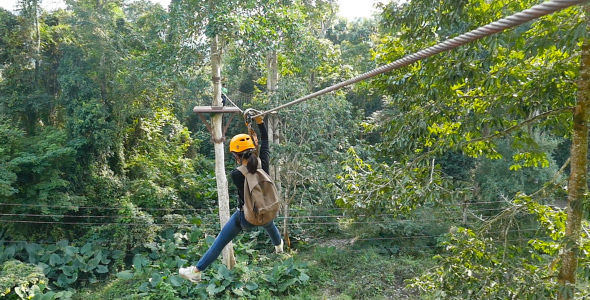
244, 108, 264, 124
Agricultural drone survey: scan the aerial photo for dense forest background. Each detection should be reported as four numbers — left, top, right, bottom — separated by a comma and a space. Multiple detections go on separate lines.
1, 0, 590, 299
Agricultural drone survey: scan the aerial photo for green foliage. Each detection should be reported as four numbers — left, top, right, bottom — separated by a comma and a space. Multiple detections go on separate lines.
348, 207, 455, 257
373, 0, 581, 159
106, 228, 309, 299
0, 8, 18, 65
261, 257, 309, 293
0, 125, 83, 240
409, 197, 590, 299
0, 260, 47, 299
408, 227, 559, 299
474, 134, 563, 206
273, 89, 359, 202
125, 108, 211, 210
308, 247, 428, 299
0, 240, 123, 291
350, 3, 588, 297
326, 18, 383, 116
0, 119, 22, 198
91, 198, 159, 250
336, 147, 457, 216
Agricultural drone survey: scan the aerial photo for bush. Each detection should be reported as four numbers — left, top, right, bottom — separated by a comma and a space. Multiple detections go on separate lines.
0, 259, 73, 300
0, 240, 123, 291
90, 197, 159, 250
0, 260, 46, 298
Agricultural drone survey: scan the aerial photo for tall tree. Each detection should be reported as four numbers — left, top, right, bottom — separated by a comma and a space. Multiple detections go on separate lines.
210, 31, 235, 268
558, 4, 590, 298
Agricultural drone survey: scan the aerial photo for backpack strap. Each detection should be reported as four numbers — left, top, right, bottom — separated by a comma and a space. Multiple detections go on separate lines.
237, 165, 248, 176
237, 159, 270, 194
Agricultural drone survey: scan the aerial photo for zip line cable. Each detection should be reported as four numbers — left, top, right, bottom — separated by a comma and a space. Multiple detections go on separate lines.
254, 0, 589, 118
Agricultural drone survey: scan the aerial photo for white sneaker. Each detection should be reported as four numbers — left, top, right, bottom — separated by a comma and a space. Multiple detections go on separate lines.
275, 240, 284, 254
179, 266, 201, 283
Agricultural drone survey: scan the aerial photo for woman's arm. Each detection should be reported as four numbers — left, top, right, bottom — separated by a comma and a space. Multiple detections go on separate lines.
256, 120, 270, 174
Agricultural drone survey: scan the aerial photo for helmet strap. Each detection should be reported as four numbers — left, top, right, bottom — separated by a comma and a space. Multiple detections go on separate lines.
232, 152, 242, 164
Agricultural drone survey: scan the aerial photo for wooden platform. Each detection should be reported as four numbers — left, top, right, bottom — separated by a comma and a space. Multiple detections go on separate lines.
192, 106, 242, 143
193, 106, 241, 113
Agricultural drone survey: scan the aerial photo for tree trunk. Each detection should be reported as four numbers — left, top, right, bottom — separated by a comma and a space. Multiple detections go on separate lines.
557, 5, 590, 299
33, 0, 40, 80
267, 115, 281, 187
266, 50, 287, 246
267, 50, 279, 94
282, 185, 293, 249
211, 34, 235, 270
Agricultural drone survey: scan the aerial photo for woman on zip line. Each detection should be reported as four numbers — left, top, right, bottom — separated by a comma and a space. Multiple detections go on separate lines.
179, 110, 283, 282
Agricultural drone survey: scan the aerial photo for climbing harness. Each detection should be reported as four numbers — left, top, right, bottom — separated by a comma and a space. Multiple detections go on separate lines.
243, 108, 263, 153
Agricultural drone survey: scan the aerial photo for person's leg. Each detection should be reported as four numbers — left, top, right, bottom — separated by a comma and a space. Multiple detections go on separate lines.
196, 211, 242, 271
261, 220, 282, 246
238, 211, 282, 251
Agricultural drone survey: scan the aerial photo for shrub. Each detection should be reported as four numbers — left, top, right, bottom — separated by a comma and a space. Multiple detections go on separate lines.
0, 259, 74, 300
0, 240, 123, 291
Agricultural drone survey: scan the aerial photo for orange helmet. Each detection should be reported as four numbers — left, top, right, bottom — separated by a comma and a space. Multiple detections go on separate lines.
229, 134, 255, 153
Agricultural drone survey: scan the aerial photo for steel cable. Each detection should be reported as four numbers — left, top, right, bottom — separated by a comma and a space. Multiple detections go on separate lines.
255, 0, 589, 117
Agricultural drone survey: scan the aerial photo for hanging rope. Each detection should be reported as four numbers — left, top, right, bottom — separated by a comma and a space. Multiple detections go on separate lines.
254, 0, 589, 118
222, 92, 244, 113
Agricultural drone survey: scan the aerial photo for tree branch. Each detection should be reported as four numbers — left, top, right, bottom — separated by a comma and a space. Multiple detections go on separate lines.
407, 107, 574, 168
467, 107, 574, 144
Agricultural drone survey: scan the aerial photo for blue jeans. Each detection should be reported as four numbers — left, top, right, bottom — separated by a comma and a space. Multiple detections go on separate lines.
196, 210, 281, 271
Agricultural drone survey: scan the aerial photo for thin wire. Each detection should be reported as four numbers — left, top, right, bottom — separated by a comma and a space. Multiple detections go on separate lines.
254, 0, 588, 118
0, 202, 216, 212
0, 207, 518, 225
0, 206, 509, 220
0, 199, 514, 211
0, 214, 533, 227
0, 229, 545, 246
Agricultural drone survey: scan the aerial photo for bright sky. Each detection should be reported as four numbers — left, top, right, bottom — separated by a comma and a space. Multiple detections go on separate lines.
0, 0, 380, 19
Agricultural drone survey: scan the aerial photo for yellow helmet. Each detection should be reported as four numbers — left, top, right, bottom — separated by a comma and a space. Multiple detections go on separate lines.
229, 134, 255, 153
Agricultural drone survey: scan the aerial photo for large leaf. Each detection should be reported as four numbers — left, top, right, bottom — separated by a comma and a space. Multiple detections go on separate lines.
245, 282, 258, 291
56, 273, 68, 287
150, 272, 162, 287
169, 275, 184, 287
3, 245, 15, 258
49, 253, 64, 266
133, 254, 150, 271
87, 258, 100, 270
116, 270, 134, 280
80, 243, 92, 256
95, 265, 109, 273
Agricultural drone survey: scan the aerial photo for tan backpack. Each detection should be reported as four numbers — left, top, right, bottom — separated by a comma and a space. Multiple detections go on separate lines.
237, 159, 280, 225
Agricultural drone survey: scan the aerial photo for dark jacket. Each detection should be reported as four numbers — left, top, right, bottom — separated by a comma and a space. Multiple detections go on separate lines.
230, 122, 270, 209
